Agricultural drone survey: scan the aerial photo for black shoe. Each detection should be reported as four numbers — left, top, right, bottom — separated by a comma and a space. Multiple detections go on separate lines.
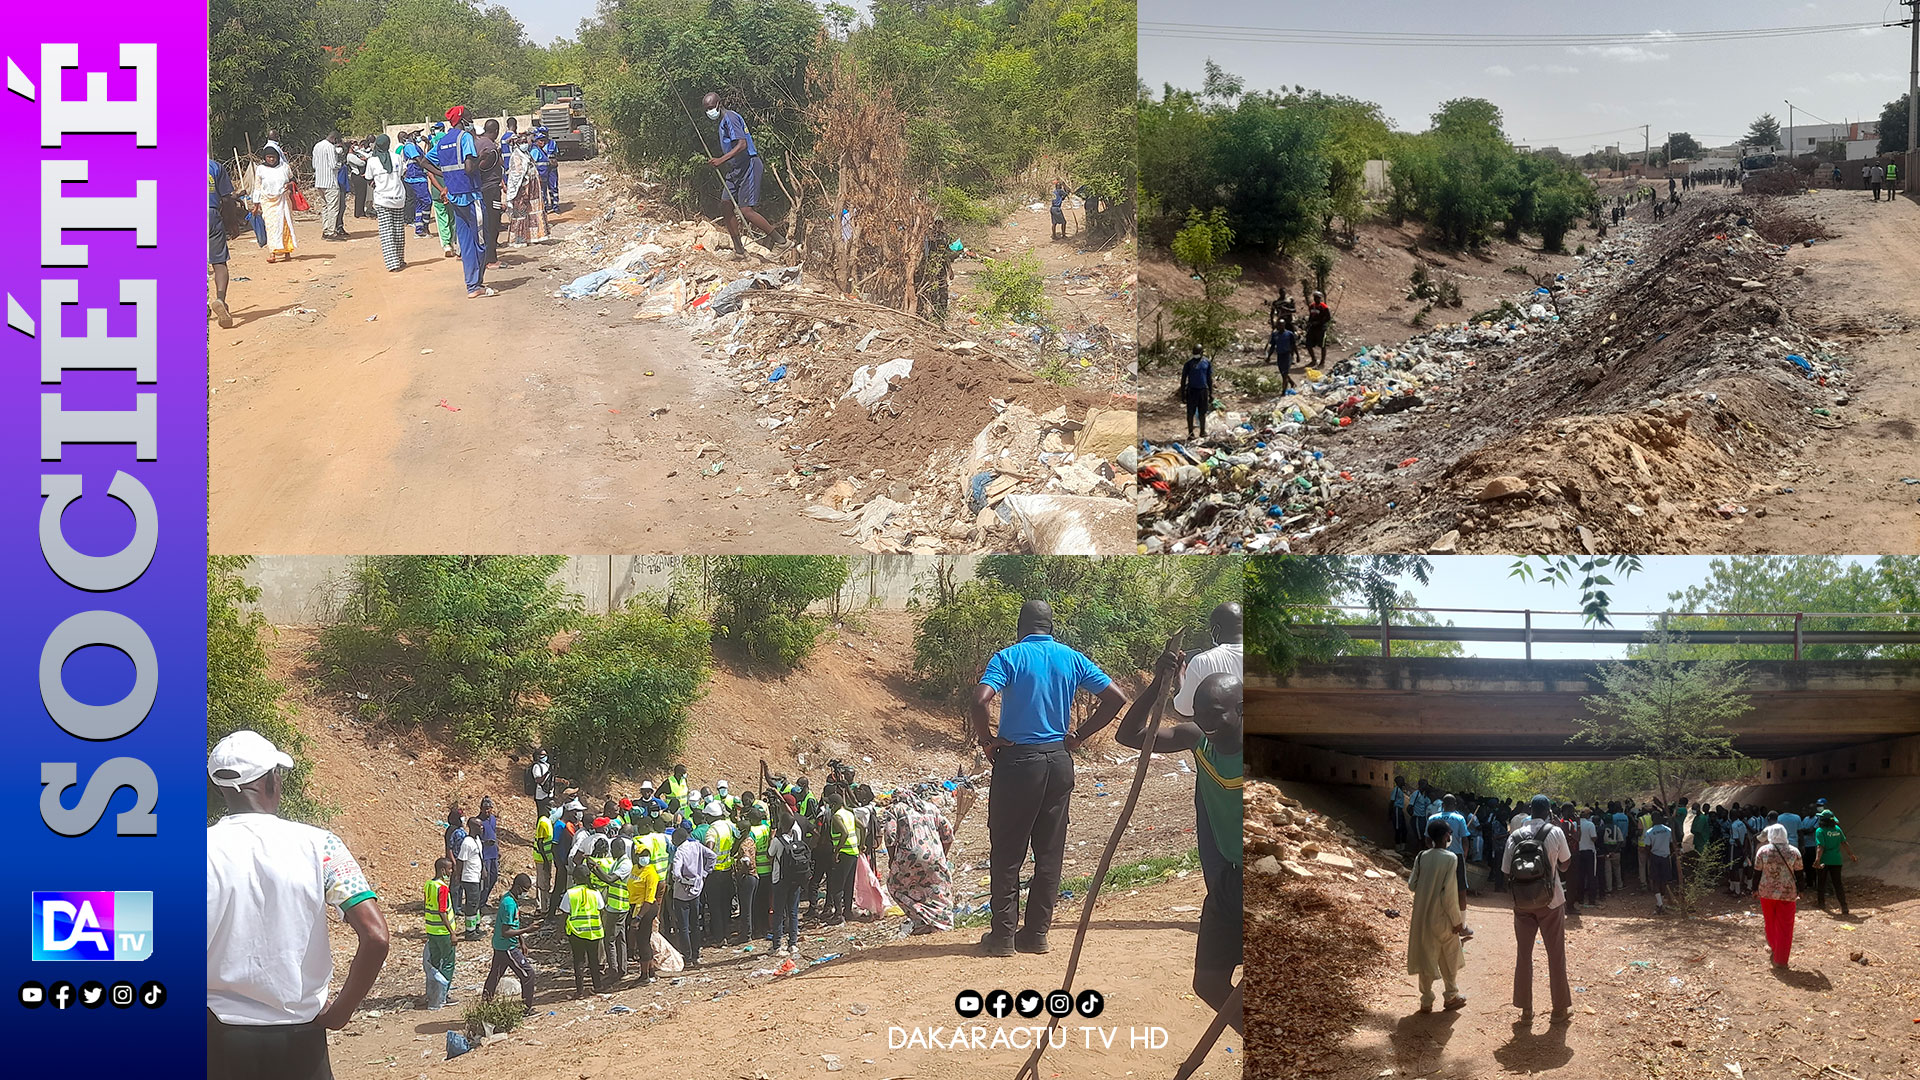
978, 933, 1016, 957
1014, 931, 1051, 954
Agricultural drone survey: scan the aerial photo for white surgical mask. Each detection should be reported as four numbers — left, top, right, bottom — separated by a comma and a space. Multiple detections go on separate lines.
706, 108, 722, 120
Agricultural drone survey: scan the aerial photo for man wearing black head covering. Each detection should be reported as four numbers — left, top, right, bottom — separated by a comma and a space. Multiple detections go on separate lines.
970, 600, 1129, 956
1118, 658, 1243, 1035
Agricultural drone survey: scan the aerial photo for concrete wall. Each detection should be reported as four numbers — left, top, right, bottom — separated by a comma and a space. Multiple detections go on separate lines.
1247, 735, 1393, 794
238, 555, 980, 626
1699, 739, 1920, 891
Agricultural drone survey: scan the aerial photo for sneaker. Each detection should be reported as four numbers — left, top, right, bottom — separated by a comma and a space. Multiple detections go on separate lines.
977, 933, 1016, 957
775, 946, 789, 957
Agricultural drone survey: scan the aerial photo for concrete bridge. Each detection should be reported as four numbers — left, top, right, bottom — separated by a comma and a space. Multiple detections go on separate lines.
1249, 656, 1920, 761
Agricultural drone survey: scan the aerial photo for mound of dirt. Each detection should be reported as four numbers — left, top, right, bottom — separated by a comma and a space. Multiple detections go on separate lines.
1245, 780, 1407, 1078
1141, 193, 1860, 554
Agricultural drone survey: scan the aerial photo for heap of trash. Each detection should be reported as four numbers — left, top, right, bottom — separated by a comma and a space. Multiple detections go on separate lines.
1139, 192, 1857, 554
546, 177, 1134, 553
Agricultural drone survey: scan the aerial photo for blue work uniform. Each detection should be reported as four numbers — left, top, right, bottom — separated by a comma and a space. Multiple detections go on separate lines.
717, 109, 763, 208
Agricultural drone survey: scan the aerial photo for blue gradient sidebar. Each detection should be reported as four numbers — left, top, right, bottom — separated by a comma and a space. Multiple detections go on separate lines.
0, 18, 208, 1070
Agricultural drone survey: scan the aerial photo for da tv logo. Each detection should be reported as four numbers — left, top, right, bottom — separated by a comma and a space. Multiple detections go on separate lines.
31, 892, 153, 961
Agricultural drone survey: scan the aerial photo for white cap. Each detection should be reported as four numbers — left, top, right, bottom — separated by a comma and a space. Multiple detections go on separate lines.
566, 799, 585, 811
207, 730, 294, 789
638, 781, 655, 791
717, 780, 729, 792
705, 800, 725, 817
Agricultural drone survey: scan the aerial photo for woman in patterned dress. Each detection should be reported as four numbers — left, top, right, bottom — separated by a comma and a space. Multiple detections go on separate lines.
883, 790, 955, 934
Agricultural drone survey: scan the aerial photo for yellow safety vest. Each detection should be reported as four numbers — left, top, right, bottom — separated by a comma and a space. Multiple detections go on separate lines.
833, 808, 858, 856
593, 857, 631, 912
565, 886, 604, 940
709, 820, 738, 871
750, 824, 772, 874
720, 794, 739, 813
663, 776, 689, 802
423, 879, 450, 936
533, 816, 553, 863
639, 832, 670, 880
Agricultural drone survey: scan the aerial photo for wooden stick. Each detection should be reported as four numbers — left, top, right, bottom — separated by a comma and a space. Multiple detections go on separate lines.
1173, 980, 1241, 1080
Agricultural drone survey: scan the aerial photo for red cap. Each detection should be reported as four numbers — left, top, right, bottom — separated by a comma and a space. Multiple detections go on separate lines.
445, 105, 466, 125
592, 816, 610, 829
619, 798, 632, 810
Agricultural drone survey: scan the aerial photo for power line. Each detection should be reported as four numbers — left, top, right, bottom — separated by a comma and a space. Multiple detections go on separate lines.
1139, 21, 1891, 47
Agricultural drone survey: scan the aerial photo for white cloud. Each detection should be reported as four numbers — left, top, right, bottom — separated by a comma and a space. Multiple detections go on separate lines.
1484, 65, 1514, 77
1524, 63, 1581, 75
1567, 44, 1671, 63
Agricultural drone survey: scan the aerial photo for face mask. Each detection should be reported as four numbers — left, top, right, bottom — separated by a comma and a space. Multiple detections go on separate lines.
706, 108, 722, 120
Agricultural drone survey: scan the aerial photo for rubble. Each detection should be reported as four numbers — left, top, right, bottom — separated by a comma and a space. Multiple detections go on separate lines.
540, 171, 1136, 553
1138, 192, 1857, 553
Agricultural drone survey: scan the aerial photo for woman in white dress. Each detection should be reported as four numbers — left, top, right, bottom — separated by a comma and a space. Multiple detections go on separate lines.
251, 146, 298, 262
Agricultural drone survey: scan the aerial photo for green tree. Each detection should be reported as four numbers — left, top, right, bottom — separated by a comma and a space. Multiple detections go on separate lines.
1643, 556, 1920, 661
322, 0, 540, 134
1509, 556, 1643, 626
1575, 627, 1752, 916
1745, 113, 1782, 149
1168, 207, 1241, 355
209, 0, 335, 158
317, 555, 578, 749
542, 599, 712, 785
208, 557, 328, 823
1878, 93, 1911, 154
1328, 595, 1465, 659
1245, 555, 1431, 674
1214, 92, 1334, 254
709, 556, 853, 671
1666, 131, 1702, 159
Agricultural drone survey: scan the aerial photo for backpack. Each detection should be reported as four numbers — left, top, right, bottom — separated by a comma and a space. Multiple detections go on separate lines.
1604, 818, 1625, 846
1508, 821, 1555, 911
778, 827, 814, 884
523, 764, 539, 797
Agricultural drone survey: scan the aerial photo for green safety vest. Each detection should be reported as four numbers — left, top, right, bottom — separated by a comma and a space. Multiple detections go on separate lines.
798, 793, 816, 818
663, 777, 689, 802
750, 824, 772, 874
423, 879, 450, 936
533, 816, 553, 863
1886, 163, 1898, 180
709, 820, 738, 871
592, 857, 631, 912
833, 808, 859, 856
639, 833, 670, 880
720, 794, 739, 813
565, 887, 604, 940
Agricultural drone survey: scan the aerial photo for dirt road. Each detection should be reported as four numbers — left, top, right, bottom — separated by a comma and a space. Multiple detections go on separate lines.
210, 164, 868, 554
1739, 189, 1920, 553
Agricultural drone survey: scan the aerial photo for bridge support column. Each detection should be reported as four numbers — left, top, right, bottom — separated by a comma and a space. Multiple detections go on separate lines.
1248, 736, 1393, 794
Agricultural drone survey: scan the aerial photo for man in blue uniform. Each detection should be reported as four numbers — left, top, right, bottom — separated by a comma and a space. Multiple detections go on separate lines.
420, 106, 492, 298
703, 92, 788, 255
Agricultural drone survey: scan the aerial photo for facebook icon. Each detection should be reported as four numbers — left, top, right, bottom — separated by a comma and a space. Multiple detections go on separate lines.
31, 892, 154, 961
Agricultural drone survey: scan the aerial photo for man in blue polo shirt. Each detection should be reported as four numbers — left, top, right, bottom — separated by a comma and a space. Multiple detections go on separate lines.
970, 600, 1128, 957
703, 92, 789, 255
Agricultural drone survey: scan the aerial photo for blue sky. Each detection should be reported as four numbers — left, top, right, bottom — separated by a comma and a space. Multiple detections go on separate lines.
1140, 1, 1914, 149
1358, 556, 1876, 659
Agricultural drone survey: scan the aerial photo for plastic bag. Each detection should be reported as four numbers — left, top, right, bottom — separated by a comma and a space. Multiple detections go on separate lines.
854, 855, 892, 917
651, 930, 683, 973
446, 1031, 470, 1059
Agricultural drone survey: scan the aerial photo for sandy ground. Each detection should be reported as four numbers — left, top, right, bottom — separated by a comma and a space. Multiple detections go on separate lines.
265, 614, 1236, 1078
209, 162, 849, 553
1251, 780, 1920, 1080
1732, 188, 1920, 554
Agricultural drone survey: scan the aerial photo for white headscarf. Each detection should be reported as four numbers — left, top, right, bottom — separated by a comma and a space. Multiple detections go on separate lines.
1764, 823, 1790, 846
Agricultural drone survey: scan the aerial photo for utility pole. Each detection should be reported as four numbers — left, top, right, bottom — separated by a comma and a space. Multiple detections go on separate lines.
1643, 124, 1650, 170
1907, 0, 1917, 173
1785, 100, 1793, 162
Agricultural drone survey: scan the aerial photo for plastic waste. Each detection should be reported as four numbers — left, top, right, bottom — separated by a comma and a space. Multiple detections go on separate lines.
446, 1032, 471, 1059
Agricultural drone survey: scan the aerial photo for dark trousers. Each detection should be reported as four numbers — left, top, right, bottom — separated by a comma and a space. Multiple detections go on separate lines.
1814, 864, 1849, 911
482, 946, 533, 1007
1185, 397, 1208, 437
705, 872, 736, 943
1195, 861, 1243, 1033
351, 174, 369, 217
407, 181, 432, 234
754, 872, 773, 938
208, 1012, 332, 1080
827, 850, 856, 920
987, 741, 1074, 941
735, 872, 759, 942
674, 893, 700, 964
567, 935, 602, 993
806, 856, 827, 916
1579, 850, 1599, 906
482, 183, 504, 260
631, 907, 655, 974
480, 856, 499, 909
773, 877, 802, 947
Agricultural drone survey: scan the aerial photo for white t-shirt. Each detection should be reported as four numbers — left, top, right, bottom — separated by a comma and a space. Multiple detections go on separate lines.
207, 813, 375, 1025
571, 826, 601, 860
1502, 819, 1573, 910
1578, 818, 1597, 852
1173, 642, 1243, 717
531, 761, 552, 800
458, 835, 483, 883
364, 153, 406, 209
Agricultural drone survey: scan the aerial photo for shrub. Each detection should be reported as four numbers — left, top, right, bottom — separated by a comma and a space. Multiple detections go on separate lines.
1168, 207, 1241, 355
316, 556, 579, 750
542, 600, 712, 786
1036, 356, 1079, 387
710, 556, 853, 671
975, 251, 1050, 324
933, 185, 1000, 228
208, 556, 329, 824
463, 997, 524, 1041
1222, 367, 1287, 397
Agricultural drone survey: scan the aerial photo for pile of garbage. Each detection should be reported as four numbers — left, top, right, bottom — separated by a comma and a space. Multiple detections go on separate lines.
1138, 192, 1856, 554
548, 175, 1135, 553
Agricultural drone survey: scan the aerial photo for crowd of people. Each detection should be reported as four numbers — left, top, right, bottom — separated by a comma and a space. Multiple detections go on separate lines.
1391, 778, 1863, 1020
